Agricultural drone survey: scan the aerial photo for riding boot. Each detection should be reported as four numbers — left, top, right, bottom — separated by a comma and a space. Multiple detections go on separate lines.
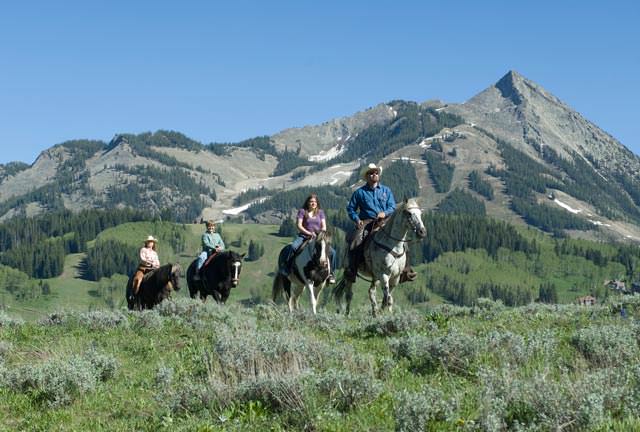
193, 267, 202, 281
400, 244, 418, 283
400, 267, 418, 283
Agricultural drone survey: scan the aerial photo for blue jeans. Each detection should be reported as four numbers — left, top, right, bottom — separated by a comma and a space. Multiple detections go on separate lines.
196, 251, 208, 271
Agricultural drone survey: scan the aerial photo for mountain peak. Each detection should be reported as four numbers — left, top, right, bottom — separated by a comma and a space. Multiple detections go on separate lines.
495, 70, 528, 105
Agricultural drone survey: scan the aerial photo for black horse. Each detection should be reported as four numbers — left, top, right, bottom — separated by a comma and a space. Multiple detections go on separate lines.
186, 251, 246, 303
126, 263, 182, 310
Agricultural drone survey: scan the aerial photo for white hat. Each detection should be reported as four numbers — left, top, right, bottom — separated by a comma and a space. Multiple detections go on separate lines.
362, 163, 382, 180
144, 235, 157, 243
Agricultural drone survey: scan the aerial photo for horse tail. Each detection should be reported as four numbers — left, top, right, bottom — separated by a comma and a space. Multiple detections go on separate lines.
332, 278, 347, 302
186, 260, 199, 299
126, 274, 135, 310
272, 273, 291, 303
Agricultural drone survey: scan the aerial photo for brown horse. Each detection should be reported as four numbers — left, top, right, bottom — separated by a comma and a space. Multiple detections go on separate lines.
126, 263, 181, 310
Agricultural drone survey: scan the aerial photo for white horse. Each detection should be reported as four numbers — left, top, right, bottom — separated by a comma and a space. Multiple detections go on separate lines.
334, 199, 426, 316
272, 231, 331, 314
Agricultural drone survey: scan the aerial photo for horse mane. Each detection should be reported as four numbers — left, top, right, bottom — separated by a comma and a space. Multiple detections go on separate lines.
208, 251, 239, 276
146, 264, 172, 283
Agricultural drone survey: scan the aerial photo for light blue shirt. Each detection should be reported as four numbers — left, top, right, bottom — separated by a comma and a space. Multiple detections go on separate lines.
202, 232, 224, 253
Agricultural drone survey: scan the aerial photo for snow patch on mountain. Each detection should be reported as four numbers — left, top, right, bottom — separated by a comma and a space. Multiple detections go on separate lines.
554, 198, 582, 214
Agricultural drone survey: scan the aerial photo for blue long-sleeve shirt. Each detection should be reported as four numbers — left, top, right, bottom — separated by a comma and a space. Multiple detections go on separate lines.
347, 183, 396, 223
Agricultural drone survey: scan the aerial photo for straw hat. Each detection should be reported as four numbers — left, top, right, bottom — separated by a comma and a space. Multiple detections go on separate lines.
361, 163, 382, 180
144, 235, 157, 244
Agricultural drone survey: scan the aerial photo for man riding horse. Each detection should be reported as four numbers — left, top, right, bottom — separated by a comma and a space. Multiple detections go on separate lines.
344, 163, 417, 283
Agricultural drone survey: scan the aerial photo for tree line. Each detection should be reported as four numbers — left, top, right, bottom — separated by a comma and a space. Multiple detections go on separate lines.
0, 208, 149, 278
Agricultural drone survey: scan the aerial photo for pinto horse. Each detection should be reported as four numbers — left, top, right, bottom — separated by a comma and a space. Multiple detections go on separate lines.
334, 199, 426, 316
272, 231, 331, 314
126, 263, 182, 310
186, 250, 245, 303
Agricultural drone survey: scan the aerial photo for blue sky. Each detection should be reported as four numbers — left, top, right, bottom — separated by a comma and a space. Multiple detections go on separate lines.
1, 0, 638, 164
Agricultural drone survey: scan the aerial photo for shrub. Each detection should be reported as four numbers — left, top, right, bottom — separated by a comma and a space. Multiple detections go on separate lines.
0, 311, 24, 327
571, 324, 639, 367
360, 309, 430, 337
5, 351, 117, 407
237, 375, 310, 413
78, 310, 129, 329
154, 298, 253, 331
39, 310, 129, 329
477, 366, 638, 430
131, 309, 165, 329
315, 369, 382, 412
0, 340, 12, 358
390, 328, 479, 375
394, 388, 456, 431
210, 330, 324, 384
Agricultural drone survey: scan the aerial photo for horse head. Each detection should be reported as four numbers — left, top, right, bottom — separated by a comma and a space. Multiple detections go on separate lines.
402, 199, 426, 238
313, 231, 330, 267
227, 251, 246, 287
169, 263, 182, 291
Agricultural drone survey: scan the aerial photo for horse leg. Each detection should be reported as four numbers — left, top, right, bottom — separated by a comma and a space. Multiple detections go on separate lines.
369, 281, 379, 317
307, 282, 318, 314
345, 281, 353, 316
388, 275, 401, 313
288, 282, 300, 312
381, 274, 391, 310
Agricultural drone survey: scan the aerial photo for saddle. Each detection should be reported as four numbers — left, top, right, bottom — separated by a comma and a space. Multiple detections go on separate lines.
199, 251, 219, 275
138, 266, 156, 279
349, 219, 385, 251
283, 238, 312, 274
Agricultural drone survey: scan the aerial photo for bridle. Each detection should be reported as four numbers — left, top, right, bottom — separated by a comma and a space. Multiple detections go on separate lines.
377, 206, 424, 243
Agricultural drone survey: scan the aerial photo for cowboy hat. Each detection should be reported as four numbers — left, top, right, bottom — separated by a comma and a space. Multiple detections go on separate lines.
361, 163, 382, 180
144, 235, 157, 243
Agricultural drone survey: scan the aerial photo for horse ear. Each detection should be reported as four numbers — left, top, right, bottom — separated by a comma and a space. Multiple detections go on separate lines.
239, 253, 246, 260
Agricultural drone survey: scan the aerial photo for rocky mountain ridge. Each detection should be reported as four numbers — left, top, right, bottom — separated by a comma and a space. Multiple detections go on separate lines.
1, 71, 640, 244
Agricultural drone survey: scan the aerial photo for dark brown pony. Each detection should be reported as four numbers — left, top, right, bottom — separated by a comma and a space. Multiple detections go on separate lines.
186, 251, 245, 303
126, 263, 181, 310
